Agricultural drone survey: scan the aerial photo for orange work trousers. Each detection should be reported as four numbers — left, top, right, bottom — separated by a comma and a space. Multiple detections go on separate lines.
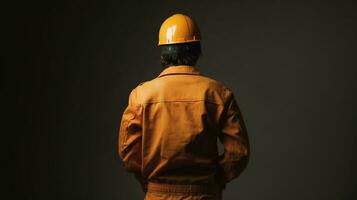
144, 182, 222, 200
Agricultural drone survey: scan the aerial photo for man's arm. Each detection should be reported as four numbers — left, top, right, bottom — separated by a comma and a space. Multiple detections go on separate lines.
118, 88, 147, 192
217, 89, 250, 189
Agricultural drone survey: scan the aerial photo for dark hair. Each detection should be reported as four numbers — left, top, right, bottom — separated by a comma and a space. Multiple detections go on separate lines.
160, 42, 202, 67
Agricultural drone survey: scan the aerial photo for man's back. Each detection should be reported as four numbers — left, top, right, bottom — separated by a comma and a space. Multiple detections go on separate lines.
138, 65, 230, 184
119, 65, 249, 198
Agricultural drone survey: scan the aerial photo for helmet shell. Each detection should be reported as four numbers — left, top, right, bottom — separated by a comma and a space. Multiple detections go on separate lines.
158, 14, 201, 46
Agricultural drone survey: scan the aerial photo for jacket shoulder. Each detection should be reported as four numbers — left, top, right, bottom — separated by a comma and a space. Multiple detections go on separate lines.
201, 75, 229, 89
204, 75, 237, 104
200, 75, 233, 92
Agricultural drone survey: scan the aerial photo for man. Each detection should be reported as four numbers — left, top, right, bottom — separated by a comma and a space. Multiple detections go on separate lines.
118, 13, 249, 200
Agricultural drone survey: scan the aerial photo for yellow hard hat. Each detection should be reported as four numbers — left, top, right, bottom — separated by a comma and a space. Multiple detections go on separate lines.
158, 14, 201, 46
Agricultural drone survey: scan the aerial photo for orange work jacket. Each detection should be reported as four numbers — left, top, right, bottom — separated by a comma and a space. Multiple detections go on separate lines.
118, 65, 249, 199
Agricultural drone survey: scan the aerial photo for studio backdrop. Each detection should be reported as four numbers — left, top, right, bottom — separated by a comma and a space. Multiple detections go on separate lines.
4, 0, 357, 199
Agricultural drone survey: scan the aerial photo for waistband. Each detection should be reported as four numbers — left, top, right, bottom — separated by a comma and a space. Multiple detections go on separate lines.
147, 182, 221, 195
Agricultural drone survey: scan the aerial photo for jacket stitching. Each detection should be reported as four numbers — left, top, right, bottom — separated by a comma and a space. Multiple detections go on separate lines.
142, 99, 224, 106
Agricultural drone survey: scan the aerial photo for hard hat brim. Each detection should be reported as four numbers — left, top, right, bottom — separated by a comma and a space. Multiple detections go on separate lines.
158, 39, 201, 46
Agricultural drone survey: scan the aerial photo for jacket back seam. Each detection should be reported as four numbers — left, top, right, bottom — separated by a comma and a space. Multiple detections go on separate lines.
142, 99, 224, 106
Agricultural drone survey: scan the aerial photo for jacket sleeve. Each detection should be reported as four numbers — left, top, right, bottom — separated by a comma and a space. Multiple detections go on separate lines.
216, 89, 250, 189
118, 88, 147, 192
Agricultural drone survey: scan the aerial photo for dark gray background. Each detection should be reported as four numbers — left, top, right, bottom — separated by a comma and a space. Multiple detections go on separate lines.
4, 0, 357, 199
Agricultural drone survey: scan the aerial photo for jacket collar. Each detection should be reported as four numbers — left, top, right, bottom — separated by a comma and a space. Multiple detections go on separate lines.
157, 65, 201, 78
